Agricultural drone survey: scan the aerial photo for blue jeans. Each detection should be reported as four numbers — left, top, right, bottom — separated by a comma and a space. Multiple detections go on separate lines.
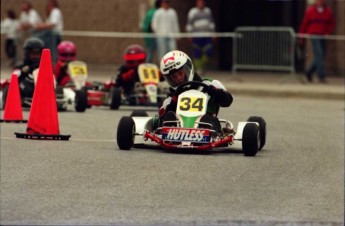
156, 37, 177, 61
306, 38, 326, 81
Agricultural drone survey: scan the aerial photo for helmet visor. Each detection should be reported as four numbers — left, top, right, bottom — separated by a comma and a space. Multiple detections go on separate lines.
165, 64, 192, 87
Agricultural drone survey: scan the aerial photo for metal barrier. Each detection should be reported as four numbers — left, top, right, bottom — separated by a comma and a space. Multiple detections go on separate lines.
232, 27, 296, 74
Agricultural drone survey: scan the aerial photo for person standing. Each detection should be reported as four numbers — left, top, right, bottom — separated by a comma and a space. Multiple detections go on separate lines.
19, 0, 42, 33
186, 0, 215, 75
151, 0, 180, 61
35, 0, 63, 63
1, 9, 20, 66
298, 0, 335, 83
141, 0, 160, 63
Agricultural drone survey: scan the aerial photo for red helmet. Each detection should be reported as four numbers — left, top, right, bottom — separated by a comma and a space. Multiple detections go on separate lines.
123, 44, 146, 68
57, 41, 77, 62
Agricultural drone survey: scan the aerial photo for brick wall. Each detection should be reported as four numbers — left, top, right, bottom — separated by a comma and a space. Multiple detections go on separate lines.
1, 0, 344, 75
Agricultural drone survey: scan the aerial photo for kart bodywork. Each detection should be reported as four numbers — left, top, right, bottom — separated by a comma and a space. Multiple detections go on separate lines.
83, 63, 169, 110
116, 81, 266, 156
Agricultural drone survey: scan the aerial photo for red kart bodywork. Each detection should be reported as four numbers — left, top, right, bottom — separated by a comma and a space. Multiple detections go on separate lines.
143, 127, 234, 151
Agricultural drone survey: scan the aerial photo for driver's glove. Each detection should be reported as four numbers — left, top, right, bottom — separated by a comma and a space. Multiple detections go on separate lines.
121, 69, 135, 82
205, 85, 223, 99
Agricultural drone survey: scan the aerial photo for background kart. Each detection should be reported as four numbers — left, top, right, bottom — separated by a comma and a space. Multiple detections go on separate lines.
116, 81, 267, 156
1, 72, 73, 112
84, 63, 169, 110
1, 62, 89, 112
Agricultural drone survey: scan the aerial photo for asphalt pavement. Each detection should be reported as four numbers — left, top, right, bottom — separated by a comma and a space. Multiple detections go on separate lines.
1, 63, 344, 100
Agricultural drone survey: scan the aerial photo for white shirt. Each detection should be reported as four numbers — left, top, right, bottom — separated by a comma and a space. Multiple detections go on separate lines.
46, 8, 63, 33
152, 8, 180, 35
20, 9, 42, 28
186, 7, 215, 33
1, 18, 20, 39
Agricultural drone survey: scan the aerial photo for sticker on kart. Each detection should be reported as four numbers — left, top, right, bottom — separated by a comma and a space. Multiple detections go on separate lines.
138, 63, 160, 84
177, 90, 208, 117
162, 128, 210, 143
68, 61, 88, 89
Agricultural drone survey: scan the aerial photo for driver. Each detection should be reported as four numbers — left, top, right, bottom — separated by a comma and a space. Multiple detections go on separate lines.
159, 50, 233, 129
12, 37, 44, 99
113, 44, 147, 96
53, 40, 77, 86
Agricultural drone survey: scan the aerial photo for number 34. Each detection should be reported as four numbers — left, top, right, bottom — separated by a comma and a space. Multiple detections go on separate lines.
179, 97, 204, 112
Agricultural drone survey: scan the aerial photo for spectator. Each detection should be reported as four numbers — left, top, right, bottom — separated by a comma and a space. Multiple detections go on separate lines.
1, 9, 20, 67
36, 0, 64, 63
186, 0, 216, 75
140, 0, 160, 64
19, 0, 42, 33
298, 0, 335, 83
151, 0, 180, 61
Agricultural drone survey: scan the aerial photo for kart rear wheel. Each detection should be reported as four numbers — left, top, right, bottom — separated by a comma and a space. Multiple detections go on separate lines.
130, 110, 148, 117
247, 116, 266, 150
242, 123, 260, 157
117, 116, 135, 150
75, 90, 88, 112
110, 87, 121, 110
2, 86, 9, 109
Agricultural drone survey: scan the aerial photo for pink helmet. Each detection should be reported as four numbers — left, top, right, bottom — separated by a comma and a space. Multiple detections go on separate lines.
57, 41, 77, 62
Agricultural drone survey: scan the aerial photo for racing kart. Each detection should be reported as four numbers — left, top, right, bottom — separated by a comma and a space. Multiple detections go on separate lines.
1, 62, 88, 112
116, 81, 267, 156
84, 63, 168, 110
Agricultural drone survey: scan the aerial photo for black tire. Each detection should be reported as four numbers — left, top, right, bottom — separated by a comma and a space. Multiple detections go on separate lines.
117, 116, 135, 150
2, 86, 9, 109
75, 90, 88, 112
242, 123, 260, 157
247, 116, 266, 150
130, 110, 149, 117
110, 87, 121, 110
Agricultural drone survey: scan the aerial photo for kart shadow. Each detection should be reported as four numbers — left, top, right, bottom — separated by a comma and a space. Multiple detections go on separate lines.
133, 144, 244, 156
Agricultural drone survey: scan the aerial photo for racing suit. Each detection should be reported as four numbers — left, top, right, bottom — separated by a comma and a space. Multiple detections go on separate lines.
114, 64, 140, 96
12, 63, 39, 99
159, 73, 233, 127
53, 60, 71, 86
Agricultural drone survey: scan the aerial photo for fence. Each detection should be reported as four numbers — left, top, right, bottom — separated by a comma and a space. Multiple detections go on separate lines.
232, 27, 296, 75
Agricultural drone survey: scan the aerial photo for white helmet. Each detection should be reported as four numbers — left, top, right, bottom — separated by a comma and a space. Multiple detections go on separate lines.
160, 50, 194, 88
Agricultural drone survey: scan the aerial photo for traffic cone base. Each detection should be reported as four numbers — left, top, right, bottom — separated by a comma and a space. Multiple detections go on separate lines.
15, 132, 71, 140
1, 119, 28, 123
15, 49, 71, 140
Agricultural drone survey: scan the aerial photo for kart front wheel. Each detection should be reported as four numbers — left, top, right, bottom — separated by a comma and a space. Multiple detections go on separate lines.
110, 87, 121, 110
75, 90, 88, 112
247, 116, 266, 150
117, 116, 135, 150
242, 123, 260, 157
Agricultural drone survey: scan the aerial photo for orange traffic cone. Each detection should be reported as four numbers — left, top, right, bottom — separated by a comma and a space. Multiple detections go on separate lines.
0, 74, 27, 123
15, 49, 70, 140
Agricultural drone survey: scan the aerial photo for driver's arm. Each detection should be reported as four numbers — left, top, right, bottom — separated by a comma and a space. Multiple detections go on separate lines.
206, 80, 233, 107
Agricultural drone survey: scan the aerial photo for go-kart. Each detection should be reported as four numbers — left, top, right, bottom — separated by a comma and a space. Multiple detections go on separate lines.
116, 81, 267, 156
85, 63, 168, 110
1, 62, 88, 112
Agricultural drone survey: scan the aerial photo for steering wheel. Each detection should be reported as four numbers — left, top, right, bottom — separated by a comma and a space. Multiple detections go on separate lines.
174, 81, 211, 96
